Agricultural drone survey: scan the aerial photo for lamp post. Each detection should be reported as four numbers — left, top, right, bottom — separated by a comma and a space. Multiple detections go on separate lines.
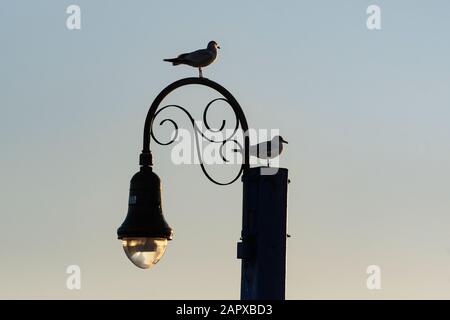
117, 77, 289, 299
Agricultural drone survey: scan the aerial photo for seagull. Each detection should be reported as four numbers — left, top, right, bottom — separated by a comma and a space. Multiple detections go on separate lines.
232, 135, 288, 166
163, 41, 220, 78
249, 135, 288, 160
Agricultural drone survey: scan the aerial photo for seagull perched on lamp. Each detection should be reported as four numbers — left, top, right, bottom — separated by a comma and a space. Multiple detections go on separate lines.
163, 41, 220, 78
233, 135, 288, 167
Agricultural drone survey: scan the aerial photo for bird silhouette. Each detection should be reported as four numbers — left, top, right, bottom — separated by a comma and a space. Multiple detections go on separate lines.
250, 135, 288, 159
233, 135, 288, 166
163, 41, 220, 78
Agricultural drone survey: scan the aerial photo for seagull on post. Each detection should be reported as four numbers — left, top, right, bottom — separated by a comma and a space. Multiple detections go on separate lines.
232, 135, 288, 167
163, 41, 220, 78
249, 135, 288, 160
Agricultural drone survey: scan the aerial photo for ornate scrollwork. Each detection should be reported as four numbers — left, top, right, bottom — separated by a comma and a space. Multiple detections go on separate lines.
141, 78, 250, 186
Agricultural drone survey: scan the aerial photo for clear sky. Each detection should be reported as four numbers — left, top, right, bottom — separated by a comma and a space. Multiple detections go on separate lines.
1, 0, 450, 299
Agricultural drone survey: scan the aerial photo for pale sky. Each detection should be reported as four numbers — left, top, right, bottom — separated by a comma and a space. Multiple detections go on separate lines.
1, 0, 450, 299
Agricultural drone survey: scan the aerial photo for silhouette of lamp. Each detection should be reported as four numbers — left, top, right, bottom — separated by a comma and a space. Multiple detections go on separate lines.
117, 165, 173, 269
117, 77, 250, 270
116, 77, 288, 300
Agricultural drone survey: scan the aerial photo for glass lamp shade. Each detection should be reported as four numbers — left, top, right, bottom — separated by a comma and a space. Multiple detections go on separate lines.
122, 237, 168, 269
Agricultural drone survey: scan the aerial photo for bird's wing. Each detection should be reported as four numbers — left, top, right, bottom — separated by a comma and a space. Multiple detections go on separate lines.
176, 53, 190, 60
183, 49, 215, 67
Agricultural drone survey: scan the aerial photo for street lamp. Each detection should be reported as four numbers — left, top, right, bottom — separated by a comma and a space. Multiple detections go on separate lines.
117, 166, 173, 269
117, 77, 288, 299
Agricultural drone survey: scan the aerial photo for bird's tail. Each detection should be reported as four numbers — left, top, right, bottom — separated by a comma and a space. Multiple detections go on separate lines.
163, 58, 182, 66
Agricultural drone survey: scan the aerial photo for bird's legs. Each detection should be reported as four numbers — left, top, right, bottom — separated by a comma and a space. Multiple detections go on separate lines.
198, 67, 203, 78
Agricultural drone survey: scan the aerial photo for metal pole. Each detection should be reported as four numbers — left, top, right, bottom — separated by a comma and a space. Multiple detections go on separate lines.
238, 167, 289, 300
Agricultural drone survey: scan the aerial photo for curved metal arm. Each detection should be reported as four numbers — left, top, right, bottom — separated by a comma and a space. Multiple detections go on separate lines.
140, 77, 250, 185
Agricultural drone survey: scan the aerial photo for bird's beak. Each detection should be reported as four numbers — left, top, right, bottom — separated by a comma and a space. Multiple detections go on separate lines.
281, 138, 288, 144
217, 45, 221, 49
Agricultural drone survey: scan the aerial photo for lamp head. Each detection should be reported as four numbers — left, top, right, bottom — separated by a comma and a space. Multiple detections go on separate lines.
117, 166, 173, 269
